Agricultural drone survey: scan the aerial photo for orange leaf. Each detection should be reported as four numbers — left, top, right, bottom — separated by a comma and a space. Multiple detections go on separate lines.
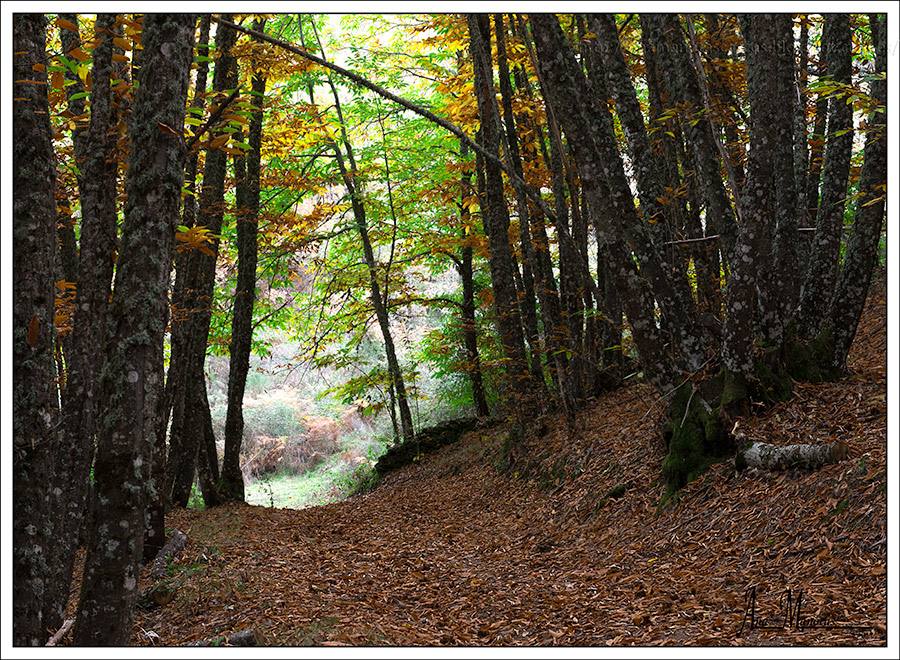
56, 17, 79, 32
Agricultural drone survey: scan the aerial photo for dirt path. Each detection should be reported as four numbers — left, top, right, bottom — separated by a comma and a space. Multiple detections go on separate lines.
131, 285, 886, 647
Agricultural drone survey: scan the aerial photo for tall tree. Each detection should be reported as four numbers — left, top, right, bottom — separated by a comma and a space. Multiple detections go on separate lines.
74, 13, 195, 645
13, 13, 60, 647
166, 16, 238, 506
149, 15, 214, 542
304, 15, 417, 441
220, 19, 268, 501
827, 13, 887, 370
467, 14, 533, 408
797, 15, 853, 338
47, 13, 121, 635
722, 15, 792, 376
457, 139, 491, 418
641, 14, 737, 262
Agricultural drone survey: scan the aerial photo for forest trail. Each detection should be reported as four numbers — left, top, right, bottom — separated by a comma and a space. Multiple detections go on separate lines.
125, 282, 886, 647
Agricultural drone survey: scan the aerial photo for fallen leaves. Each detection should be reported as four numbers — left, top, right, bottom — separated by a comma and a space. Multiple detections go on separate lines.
74, 280, 886, 646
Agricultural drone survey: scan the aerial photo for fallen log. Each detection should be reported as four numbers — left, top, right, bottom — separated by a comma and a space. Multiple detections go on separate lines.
374, 417, 482, 476
150, 528, 188, 580
46, 618, 75, 646
188, 629, 259, 646
736, 440, 849, 472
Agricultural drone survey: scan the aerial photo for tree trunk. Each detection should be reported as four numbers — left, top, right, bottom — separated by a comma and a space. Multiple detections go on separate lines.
147, 15, 213, 544
166, 15, 238, 507
722, 15, 788, 376
13, 14, 60, 646
827, 13, 887, 371
220, 20, 267, 502
737, 441, 849, 472
495, 14, 568, 405
467, 14, 533, 408
797, 15, 853, 338
805, 34, 830, 233
590, 14, 707, 370
74, 13, 195, 646
529, 14, 682, 394
47, 13, 121, 635
642, 14, 737, 263
458, 139, 491, 418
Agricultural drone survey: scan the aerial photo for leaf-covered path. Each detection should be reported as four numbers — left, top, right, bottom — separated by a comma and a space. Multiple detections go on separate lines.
126, 284, 886, 646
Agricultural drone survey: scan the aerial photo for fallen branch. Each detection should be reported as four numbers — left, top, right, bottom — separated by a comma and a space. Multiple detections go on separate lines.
737, 440, 850, 472
150, 529, 188, 580
46, 618, 75, 646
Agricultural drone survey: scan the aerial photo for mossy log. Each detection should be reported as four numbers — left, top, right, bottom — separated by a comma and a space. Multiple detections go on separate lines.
737, 441, 849, 471
149, 529, 188, 580
374, 418, 481, 476
188, 628, 259, 646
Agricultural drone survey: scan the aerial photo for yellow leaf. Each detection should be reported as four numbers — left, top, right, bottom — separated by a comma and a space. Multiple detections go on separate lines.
113, 37, 131, 51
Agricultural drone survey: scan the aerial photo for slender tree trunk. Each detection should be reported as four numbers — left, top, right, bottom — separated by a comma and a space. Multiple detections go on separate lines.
797, 15, 853, 338
529, 14, 682, 394
642, 14, 737, 263
794, 16, 810, 240
221, 20, 268, 501
722, 15, 790, 376
805, 32, 830, 233
55, 13, 87, 372
591, 14, 707, 370
145, 15, 211, 551
74, 14, 195, 645
495, 14, 568, 405
468, 14, 533, 408
166, 16, 238, 507
827, 13, 887, 370
47, 13, 121, 634
301, 14, 416, 442
458, 139, 491, 418
703, 14, 747, 193
768, 17, 801, 339
13, 14, 60, 646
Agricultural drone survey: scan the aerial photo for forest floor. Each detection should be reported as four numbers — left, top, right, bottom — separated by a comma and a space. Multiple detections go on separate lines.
123, 279, 886, 647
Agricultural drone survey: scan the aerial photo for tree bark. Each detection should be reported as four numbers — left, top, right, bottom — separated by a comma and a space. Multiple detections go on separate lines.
495, 14, 568, 404
590, 14, 707, 369
48, 13, 121, 635
73, 14, 195, 645
220, 20, 267, 502
722, 15, 787, 376
642, 14, 737, 263
467, 14, 534, 407
166, 16, 238, 507
797, 15, 853, 338
13, 13, 60, 646
147, 15, 213, 543
827, 13, 887, 370
458, 139, 491, 418
738, 441, 849, 472
529, 14, 682, 394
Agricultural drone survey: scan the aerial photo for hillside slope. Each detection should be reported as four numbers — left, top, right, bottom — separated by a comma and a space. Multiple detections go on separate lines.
130, 279, 886, 646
